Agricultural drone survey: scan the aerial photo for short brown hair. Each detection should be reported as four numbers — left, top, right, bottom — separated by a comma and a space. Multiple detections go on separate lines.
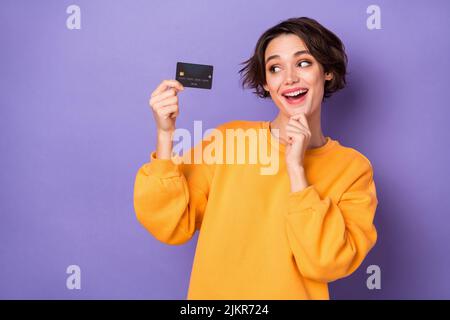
238, 17, 348, 100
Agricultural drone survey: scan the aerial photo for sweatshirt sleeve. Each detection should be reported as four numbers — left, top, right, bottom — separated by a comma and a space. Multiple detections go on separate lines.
285, 160, 378, 283
133, 137, 214, 246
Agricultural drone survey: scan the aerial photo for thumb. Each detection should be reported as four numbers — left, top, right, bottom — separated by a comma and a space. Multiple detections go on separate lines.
290, 112, 306, 121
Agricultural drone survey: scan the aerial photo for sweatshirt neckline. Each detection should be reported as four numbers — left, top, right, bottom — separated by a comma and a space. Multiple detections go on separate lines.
260, 120, 338, 156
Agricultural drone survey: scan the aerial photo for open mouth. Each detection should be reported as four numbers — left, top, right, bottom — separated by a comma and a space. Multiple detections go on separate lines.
282, 89, 308, 104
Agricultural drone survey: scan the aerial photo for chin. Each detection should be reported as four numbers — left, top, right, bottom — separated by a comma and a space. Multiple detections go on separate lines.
283, 102, 311, 117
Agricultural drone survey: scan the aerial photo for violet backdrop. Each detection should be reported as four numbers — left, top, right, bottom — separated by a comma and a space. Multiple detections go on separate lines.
1, 0, 449, 299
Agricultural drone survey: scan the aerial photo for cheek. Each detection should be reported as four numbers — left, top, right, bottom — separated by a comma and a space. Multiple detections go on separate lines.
305, 71, 326, 93
303, 69, 321, 85
265, 74, 282, 91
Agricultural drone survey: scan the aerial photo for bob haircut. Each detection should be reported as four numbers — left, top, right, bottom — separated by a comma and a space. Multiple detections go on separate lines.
238, 17, 348, 100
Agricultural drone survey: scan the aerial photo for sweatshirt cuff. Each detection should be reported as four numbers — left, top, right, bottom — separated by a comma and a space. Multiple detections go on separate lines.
288, 185, 322, 214
142, 151, 182, 178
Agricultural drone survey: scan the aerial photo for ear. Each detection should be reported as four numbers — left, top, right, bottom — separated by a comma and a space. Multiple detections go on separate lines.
325, 72, 333, 81
263, 83, 269, 92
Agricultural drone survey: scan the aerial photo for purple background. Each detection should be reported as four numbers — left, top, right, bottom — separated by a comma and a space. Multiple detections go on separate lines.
1, 0, 449, 299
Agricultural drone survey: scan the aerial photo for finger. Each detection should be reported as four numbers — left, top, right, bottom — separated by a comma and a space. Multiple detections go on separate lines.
160, 105, 178, 119
170, 107, 180, 118
287, 119, 307, 130
170, 111, 179, 118
152, 79, 184, 97
151, 80, 184, 98
286, 126, 308, 138
286, 130, 308, 144
286, 125, 310, 138
157, 108, 176, 120
286, 122, 308, 134
286, 123, 300, 133
291, 113, 310, 130
290, 112, 305, 121
153, 96, 178, 110
150, 88, 178, 106
296, 114, 310, 131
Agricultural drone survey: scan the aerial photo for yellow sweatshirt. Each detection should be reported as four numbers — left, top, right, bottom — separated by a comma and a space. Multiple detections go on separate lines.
133, 120, 378, 300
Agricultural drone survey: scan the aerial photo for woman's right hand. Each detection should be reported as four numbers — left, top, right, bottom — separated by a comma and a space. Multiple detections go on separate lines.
149, 79, 185, 133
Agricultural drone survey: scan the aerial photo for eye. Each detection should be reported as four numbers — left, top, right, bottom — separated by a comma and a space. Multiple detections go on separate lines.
268, 60, 311, 73
298, 60, 311, 68
269, 65, 281, 73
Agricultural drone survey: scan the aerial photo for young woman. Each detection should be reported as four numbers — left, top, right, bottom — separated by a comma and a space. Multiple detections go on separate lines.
134, 17, 378, 300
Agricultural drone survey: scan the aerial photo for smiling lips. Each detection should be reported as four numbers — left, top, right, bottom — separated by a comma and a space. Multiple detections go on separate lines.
282, 87, 308, 95
281, 87, 308, 104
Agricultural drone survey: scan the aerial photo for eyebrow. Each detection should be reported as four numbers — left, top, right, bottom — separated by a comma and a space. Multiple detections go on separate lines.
265, 50, 311, 65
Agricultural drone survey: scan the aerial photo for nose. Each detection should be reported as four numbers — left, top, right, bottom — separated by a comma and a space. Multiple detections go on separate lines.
284, 67, 299, 85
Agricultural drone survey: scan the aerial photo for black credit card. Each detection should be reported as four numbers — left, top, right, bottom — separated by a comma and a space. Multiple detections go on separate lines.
176, 62, 213, 89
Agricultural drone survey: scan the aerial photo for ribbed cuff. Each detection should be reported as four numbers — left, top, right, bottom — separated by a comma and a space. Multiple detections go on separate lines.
288, 185, 321, 214
141, 151, 182, 178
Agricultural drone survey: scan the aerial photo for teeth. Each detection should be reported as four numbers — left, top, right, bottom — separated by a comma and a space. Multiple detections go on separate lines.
284, 89, 307, 97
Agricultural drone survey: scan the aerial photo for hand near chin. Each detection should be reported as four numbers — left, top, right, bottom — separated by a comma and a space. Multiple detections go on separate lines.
284, 112, 311, 169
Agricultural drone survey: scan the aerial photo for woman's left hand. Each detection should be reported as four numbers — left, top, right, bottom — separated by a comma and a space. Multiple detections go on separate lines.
285, 112, 311, 168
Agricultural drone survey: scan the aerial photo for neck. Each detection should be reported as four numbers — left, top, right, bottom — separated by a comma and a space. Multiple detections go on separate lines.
270, 108, 326, 149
